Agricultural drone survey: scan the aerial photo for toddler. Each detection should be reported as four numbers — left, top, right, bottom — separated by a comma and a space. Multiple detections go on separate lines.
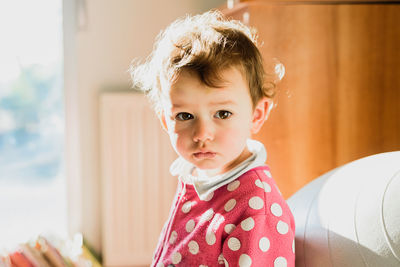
130, 10, 295, 267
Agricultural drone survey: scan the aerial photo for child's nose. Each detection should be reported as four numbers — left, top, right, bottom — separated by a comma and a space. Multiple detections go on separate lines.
192, 118, 214, 143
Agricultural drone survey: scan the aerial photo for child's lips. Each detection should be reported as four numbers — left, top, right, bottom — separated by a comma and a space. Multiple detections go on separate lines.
193, 151, 216, 159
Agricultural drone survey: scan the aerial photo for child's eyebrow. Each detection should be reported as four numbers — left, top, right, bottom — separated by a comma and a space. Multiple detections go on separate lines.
172, 103, 185, 108
209, 100, 236, 106
172, 100, 236, 108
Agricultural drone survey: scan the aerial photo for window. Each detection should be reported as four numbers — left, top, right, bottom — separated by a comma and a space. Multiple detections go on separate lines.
0, 0, 66, 249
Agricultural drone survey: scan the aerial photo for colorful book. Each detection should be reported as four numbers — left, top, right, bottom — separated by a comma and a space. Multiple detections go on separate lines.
9, 251, 34, 267
1, 234, 102, 267
19, 244, 51, 267
35, 237, 68, 267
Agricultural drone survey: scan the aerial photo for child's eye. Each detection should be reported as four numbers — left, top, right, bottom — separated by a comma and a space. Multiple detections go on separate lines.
214, 110, 232, 119
175, 112, 194, 121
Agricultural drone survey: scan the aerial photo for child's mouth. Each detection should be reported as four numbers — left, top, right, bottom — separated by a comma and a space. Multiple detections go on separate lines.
193, 152, 216, 159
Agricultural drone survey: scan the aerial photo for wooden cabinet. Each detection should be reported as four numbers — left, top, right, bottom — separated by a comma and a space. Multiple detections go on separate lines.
100, 93, 177, 267
223, 1, 400, 198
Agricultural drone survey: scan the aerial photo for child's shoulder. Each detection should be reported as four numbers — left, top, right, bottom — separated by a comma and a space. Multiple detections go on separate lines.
236, 165, 279, 194
216, 166, 290, 223
241, 165, 274, 181
220, 165, 285, 210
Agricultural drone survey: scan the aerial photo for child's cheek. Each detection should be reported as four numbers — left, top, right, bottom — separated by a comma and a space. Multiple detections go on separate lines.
174, 129, 191, 156
220, 126, 250, 151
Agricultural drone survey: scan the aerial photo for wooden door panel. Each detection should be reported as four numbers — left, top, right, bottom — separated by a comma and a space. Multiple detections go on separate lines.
223, 3, 400, 198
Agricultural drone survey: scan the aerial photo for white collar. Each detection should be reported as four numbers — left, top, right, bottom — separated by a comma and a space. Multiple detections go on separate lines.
169, 139, 267, 200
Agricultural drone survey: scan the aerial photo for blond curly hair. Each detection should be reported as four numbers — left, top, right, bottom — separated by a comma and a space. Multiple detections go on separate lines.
130, 10, 278, 115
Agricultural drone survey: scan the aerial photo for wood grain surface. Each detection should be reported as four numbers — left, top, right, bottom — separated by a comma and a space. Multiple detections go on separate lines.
223, 2, 400, 198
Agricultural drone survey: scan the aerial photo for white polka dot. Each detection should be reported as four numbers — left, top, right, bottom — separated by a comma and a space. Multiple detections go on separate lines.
292, 239, 295, 253
277, 220, 289, 235
255, 179, 271, 193
204, 191, 214, 201
218, 254, 225, 264
263, 181, 272, 192
227, 180, 240, 191
171, 252, 182, 264
238, 254, 252, 267
259, 237, 270, 252
199, 265, 208, 267
169, 230, 177, 244
182, 201, 192, 213
240, 217, 255, 231
200, 208, 214, 222
224, 258, 229, 267
264, 170, 272, 178
156, 263, 164, 267
271, 203, 283, 217
255, 179, 263, 188
188, 240, 199, 255
224, 224, 236, 234
249, 196, 264, 210
224, 199, 237, 212
274, 256, 287, 267
206, 231, 216, 245
186, 219, 195, 233
227, 237, 241, 251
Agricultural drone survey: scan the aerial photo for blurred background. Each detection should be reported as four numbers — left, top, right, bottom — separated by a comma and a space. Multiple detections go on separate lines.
1, 0, 399, 266
0, 0, 224, 259
0, 0, 66, 249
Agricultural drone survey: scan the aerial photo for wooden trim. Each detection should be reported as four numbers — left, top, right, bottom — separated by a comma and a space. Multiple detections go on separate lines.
239, 0, 400, 4
221, 0, 400, 15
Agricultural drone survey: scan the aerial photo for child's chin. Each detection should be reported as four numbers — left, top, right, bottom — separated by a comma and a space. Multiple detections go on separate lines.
192, 162, 229, 176
192, 161, 221, 170
194, 162, 218, 169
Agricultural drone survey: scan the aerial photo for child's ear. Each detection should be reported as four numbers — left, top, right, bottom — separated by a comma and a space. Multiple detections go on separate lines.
251, 98, 272, 134
158, 110, 168, 132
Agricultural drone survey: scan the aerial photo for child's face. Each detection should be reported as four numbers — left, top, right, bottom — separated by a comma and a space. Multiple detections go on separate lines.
160, 66, 268, 174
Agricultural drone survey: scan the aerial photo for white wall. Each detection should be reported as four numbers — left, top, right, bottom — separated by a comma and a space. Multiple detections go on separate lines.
63, 0, 226, 254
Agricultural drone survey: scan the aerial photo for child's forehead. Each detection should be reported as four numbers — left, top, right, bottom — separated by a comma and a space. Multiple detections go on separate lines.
159, 67, 251, 108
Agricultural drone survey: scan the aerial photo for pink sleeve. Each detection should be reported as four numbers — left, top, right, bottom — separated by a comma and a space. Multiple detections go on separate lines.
222, 214, 295, 267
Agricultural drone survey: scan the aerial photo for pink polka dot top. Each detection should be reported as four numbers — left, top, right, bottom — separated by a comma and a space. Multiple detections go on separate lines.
151, 165, 295, 267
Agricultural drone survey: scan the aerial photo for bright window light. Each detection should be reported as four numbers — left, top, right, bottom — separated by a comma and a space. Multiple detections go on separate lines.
0, 0, 66, 250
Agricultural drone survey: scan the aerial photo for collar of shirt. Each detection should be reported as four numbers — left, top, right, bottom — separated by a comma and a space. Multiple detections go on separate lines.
169, 139, 267, 200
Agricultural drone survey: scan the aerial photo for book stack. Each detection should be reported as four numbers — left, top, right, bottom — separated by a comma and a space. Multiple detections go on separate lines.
0, 235, 102, 267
